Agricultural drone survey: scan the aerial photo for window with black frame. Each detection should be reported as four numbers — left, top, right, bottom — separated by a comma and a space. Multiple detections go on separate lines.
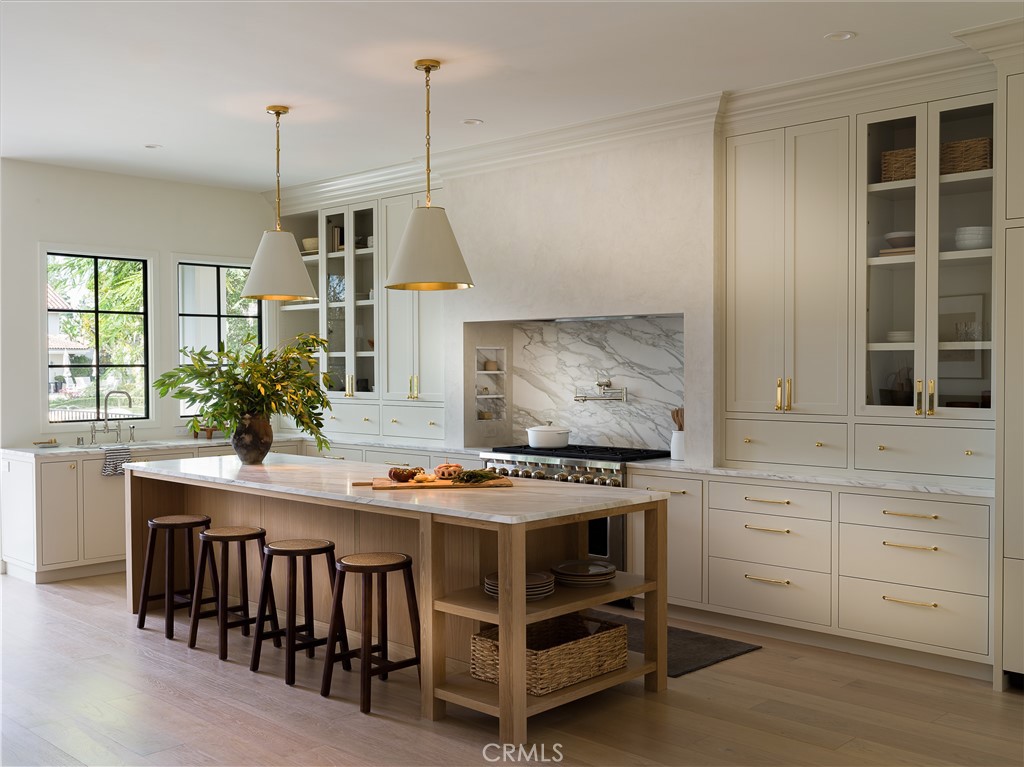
46, 252, 149, 423
176, 263, 262, 417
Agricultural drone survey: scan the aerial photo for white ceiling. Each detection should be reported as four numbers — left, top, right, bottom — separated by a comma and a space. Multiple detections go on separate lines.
2, 1, 1020, 192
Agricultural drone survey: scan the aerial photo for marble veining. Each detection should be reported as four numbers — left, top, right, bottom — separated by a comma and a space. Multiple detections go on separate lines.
629, 459, 995, 497
125, 453, 668, 524
512, 316, 683, 449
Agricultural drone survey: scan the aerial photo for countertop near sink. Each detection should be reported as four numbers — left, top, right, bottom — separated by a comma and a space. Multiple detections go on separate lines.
0, 436, 304, 458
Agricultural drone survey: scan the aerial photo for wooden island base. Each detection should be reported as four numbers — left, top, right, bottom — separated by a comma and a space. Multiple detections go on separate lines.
125, 455, 667, 744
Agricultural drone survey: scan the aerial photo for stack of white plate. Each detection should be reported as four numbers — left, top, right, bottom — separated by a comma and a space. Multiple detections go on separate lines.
483, 571, 555, 601
550, 559, 617, 587
955, 226, 992, 250
886, 330, 914, 342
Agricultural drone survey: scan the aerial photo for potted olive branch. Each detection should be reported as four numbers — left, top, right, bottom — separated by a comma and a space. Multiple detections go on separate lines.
154, 333, 332, 464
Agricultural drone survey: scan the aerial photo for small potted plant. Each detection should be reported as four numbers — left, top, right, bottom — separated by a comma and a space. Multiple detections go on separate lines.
154, 333, 331, 464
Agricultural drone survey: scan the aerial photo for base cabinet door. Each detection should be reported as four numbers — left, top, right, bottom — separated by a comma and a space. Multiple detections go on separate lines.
40, 461, 79, 566
1004, 558, 1024, 673
82, 460, 127, 560
629, 474, 702, 604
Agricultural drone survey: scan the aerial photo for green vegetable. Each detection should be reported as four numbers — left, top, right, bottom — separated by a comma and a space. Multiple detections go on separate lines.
454, 469, 502, 484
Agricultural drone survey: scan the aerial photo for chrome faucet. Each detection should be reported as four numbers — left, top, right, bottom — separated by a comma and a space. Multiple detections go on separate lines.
104, 390, 133, 442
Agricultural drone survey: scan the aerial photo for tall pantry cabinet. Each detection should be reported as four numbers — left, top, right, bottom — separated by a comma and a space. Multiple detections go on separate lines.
725, 118, 850, 467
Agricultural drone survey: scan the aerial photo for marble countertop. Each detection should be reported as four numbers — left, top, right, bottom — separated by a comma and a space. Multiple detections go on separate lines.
0, 436, 303, 458
627, 459, 995, 498
125, 452, 668, 525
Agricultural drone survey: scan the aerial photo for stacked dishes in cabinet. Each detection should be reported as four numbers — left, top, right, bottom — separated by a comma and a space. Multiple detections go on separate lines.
550, 559, 616, 587
483, 571, 554, 601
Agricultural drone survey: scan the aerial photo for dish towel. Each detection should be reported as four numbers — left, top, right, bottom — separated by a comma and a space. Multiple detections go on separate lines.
101, 445, 133, 476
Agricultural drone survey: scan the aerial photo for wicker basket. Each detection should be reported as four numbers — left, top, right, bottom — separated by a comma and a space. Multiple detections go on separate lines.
939, 137, 992, 174
881, 147, 916, 182
470, 613, 627, 696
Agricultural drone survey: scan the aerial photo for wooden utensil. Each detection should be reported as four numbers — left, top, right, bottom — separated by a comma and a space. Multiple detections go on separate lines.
671, 407, 685, 431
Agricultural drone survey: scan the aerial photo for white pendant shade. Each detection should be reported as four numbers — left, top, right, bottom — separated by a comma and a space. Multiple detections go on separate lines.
385, 206, 474, 290
242, 230, 317, 300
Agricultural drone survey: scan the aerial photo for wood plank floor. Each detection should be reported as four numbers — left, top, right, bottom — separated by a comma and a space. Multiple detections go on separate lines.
2, 573, 1021, 767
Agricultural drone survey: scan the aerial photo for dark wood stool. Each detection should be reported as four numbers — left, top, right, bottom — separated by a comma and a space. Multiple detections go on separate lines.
250, 538, 336, 686
321, 552, 421, 713
187, 526, 281, 660
136, 514, 213, 639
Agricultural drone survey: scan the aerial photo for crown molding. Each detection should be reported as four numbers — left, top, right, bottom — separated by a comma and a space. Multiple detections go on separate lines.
721, 46, 995, 135
954, 18, 1024, 66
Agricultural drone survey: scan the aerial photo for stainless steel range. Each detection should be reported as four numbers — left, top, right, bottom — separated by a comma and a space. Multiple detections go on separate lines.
479, 444, 669, 570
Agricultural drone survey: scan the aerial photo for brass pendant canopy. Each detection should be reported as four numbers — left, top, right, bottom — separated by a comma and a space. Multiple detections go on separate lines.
242, 105, 317, 301
386, 59, 474, 291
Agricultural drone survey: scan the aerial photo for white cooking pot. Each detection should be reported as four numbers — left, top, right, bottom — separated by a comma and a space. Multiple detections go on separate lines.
526, 422, 570, 448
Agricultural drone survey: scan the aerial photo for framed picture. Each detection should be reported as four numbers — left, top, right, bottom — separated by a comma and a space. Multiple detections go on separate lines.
937, 294, 984, 378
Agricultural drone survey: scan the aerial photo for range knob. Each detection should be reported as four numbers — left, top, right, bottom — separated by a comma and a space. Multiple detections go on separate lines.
607, 477, 622, 487
594, 476, 608, 486
495, 467, 510, 476
554, 472, 569, 482
509, 467, 524, 477
531, 469, 547, 480
568, 474, 582, 483
580, 474, 594, 484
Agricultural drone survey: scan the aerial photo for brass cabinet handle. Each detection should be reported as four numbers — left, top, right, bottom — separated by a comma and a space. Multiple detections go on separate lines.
647, 487, 687, 494
915, 379, 924, 415
427, 420, 437, 426
362, 417, 370, 422
743, 437, 752, 444
878, 445, 886, 451
883, 540, 939, 551
927, 379, 936, 416
384, 461, 410, 466
408, 375, 419, 400
964, 450, 973, 456
344, 373, 355, 398
744, 496, 791, 505
744, 574, 791, 586
390, 418, 398, 424
815, 441, 823, 447
744, 524, 791, 534
882, 595, 938, 608
775, 378, 783, 411
882, 509, 939, 520
785, 377, 793, 411
69, 463, 77, 470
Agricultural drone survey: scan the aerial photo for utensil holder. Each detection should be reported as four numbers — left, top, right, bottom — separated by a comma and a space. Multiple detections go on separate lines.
670, 430, 685, 461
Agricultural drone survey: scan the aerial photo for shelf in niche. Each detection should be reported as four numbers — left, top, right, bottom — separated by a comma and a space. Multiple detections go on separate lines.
475, 394, 504, 400
476, 370, 505, 375
938, 168, 993, 192
867, 178, 916, 200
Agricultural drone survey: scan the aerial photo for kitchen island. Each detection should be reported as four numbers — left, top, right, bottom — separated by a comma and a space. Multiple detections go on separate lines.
123, 453, 668, 744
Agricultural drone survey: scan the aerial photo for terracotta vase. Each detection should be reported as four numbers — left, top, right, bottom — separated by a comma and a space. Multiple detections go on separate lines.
231, 413, 273, 464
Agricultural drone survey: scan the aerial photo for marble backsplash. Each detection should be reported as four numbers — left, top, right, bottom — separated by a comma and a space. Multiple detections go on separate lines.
511, 316, 684, 450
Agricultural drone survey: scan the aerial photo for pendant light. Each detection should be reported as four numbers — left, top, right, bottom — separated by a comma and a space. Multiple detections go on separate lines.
242, 106, 317, 301
386, 60, 474, 291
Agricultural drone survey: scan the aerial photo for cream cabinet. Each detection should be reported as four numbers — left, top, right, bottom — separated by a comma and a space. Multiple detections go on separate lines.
856, 93, 996, 421
628, 473, 702, 604
380, 192, 445, 405
1004, 559, 1024, 673
724, 419, 847, 469
725, 118, 849, 418
1006, 74, 1023, 220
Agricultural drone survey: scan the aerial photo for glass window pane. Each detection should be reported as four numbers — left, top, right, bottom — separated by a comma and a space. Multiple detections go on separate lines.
180, 316, 218, 357
99, 314, 145, 365
99, 368, 147, 419
47, 254, 94, 310
224, 317, 259, 349
224, 268, 259, 316
179, 264, 218, 315
48, 365, 98, 422
97, 258, 144, 312
48, 311, 96, 356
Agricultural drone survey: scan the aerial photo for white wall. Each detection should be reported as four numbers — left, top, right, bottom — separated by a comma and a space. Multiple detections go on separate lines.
0, 159, 272, 447
443, 129, 716, 465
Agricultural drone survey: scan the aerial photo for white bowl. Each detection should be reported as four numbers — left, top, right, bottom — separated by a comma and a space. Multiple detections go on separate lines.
955, 235, 992, 249
955, 226, 992, 233
526, 424, 570, 448
884, 231, 915, 248
301, 237, 319, 252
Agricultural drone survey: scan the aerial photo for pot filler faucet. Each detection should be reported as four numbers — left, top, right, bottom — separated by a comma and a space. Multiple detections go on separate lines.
90, 390, 133, 444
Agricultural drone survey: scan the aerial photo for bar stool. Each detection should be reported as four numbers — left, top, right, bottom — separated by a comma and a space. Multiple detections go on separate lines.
321, 552, 421, 713
136, 514, 213, 639
250, 538, 336, 686
187, 526, 281, 660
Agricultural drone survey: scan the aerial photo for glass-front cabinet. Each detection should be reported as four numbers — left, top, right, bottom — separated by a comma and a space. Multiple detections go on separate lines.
857, 92, 994, 420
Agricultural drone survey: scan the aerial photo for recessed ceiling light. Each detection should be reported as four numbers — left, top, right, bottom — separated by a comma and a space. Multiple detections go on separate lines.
824, 30, 857, 42
144, 144, 163, 150
462, 118, 484, 126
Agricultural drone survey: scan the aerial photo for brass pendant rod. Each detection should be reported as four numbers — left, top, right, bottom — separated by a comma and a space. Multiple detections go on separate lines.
265, 105, 290, 232
424, 64, 432, 207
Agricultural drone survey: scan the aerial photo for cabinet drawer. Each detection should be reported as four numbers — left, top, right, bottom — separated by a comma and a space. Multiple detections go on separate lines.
317, 446, 364, 461
631, 475, 703, 604
725, 419, 847, 468
364, 449, 431, 469
708, 556, 831, 625
709, 481, 831, 521
381, 405, 444, 440
324, 404, 380, 436
839, 576, 988, 655
839, 523, 988, 596
709, 508, 830, 573
839, 493, 989, 538
854, 424, 994, 479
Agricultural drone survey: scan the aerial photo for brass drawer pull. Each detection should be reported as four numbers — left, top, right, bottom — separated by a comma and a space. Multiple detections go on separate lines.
775, 378, 783, 411
647, 487, 687, 495
915, 379, 923, 416
882, 540, 938, 552
383, 461, 410, 466
743, 437, 752, 444
744, 496, 791, 505
815, 441, 823, 447
882, 509, 939, 520
362, 417, 370, 422
882, 595, 938, 608
744, 574, 791, 586
390, 418, 399, 424
428, 420, 437, 426
877, 445, 886, 451
964, 450, 973, 456
744, 524, 791, 534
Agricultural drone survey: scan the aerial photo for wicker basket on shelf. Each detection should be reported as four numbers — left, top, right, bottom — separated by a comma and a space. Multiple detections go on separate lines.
881, 147, 916, 182
939, 137, 992, 174
470, 613, 627, 696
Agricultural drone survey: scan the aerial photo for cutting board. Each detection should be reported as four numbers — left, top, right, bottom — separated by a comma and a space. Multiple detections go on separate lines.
371, 477, 513, 490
